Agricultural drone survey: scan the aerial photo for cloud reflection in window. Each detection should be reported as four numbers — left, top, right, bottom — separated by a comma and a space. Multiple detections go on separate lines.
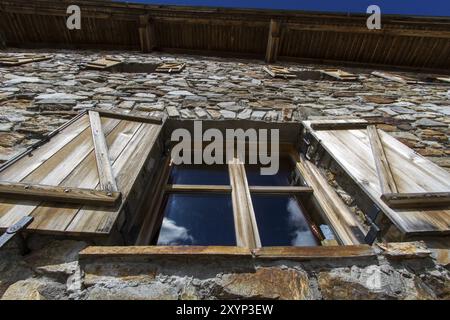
157, 218, 194, 245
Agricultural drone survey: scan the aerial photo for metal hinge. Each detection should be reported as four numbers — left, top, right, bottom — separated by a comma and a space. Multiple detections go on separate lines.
0, 216, 34, 255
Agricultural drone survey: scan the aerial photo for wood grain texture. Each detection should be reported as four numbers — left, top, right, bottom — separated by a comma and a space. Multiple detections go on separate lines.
303, 120, 450, 235
382, 192, 450, 209
96, 109, 163, 125
0, 181, 121, 207
229, 158, 261, 248
89, 111, 118, 193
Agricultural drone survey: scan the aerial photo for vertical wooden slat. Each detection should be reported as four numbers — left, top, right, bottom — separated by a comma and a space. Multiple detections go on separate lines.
89, 111, 118, 193
228, 158, 261, 248
265, 19, 281, 63
367, 125, 398, 194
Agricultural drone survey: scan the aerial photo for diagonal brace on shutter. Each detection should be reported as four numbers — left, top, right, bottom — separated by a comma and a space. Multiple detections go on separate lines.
367, 125, 399, 195
89, 111, 119, 193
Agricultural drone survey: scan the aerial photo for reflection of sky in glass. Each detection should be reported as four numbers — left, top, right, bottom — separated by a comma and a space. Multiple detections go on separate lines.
157, 193, 236, 246
168, 163, 229, 185
245, 156, 296, 186
252, 194, 318, 246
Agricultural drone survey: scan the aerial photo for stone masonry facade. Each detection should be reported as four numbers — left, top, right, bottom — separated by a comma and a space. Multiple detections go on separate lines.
0, 49, 449, 299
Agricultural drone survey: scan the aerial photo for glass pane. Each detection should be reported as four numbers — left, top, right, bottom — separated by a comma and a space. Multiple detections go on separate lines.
252, 194, 319, 247
245, 155, 297, 186
157, 193, 235, 246
168, 163, 229, 185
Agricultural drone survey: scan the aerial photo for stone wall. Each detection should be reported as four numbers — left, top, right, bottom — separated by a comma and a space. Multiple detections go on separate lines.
0, 238, 449, 300
0, 49, 449, 300
0, 49, 449, 168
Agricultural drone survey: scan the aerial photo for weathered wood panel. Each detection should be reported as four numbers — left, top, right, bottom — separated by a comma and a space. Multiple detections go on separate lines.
0, 112, 163, 236
304, 120, 450, 235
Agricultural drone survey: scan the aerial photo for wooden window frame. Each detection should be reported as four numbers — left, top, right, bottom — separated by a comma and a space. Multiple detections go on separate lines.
140, 148, 329, 249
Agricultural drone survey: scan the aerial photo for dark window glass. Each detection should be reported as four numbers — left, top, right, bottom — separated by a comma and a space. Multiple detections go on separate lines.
245, 156, 297, 186
252, 194, 319, 247
157, 193, 235, 246
168, 163, 229, 185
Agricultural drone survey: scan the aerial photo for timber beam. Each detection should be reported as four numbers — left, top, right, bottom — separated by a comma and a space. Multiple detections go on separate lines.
265, 19, 282, 63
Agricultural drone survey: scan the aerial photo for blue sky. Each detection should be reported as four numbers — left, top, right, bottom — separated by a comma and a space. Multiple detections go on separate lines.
116, 0, 450, 17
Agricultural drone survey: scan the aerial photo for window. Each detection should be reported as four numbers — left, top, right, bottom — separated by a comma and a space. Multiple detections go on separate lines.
148, 149, 335, 248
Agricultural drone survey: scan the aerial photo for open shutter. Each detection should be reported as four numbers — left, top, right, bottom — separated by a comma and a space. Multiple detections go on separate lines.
0, 109, 163, 236
85, 57, 123, 70
303, 119, 450, 238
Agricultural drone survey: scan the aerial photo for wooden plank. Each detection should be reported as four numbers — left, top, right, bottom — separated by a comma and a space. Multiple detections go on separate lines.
371, 71, 419, 84
367, 125, 399, 194
304, 122, 450, 235
229, 158, 261, 248
165, 185, 232, 193
86, 58, 122, 70
27, 119, 143, 233
263, 65, 296, 78
0, 117, 121, 230
95, 109, 163, 124
293, 154, 364, 245
80, 246, 252, 259
139, 15, 156, 53
135, 157, 171, 245
80, 245, 375, 260
248, 186, 314, 194
320, 69, 358, 81
265, 19, 281, 63
436, 77, 450, 83
382, 192, 450, 209
0, 54, 52, 66
0, 115, 91, 182
0, 182, 121, 207
66, 122, 162, 234
89, 111, 118, 193
310, 121, 371, 131
253, 245, 375, 259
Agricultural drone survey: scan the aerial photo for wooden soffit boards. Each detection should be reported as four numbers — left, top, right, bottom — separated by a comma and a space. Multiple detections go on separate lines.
0, 110, 163, 236
303, 119, 450, 236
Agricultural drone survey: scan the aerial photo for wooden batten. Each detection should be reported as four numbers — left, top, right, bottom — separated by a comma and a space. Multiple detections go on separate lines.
0, 181, 121, 207
293, 155, 365, 245
310, 121, 370, 131
89, 111, 118, 193
382, 192, 450, 209
367, 125, 398, 194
